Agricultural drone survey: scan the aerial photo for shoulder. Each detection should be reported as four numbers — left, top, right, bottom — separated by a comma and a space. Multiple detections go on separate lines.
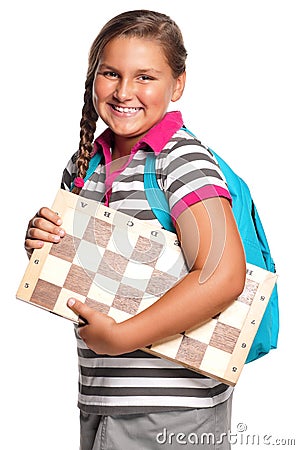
155, 128, 224, 181
152, 128, 232, 218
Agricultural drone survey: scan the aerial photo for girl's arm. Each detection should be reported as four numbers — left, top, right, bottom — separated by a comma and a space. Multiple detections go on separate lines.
69, 196, 246, 355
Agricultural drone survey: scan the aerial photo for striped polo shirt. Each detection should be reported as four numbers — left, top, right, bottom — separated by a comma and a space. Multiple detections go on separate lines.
61, 111, 233, 415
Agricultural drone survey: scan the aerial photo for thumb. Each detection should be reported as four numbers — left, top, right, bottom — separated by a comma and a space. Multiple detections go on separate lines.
67, 298, 92, 324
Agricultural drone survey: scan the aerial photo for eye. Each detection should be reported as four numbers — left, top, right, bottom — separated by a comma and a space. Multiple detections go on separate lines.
102, 71, 119, 79
137, 75, 154, 82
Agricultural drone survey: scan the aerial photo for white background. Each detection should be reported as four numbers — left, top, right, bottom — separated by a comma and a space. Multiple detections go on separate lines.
1, 1, 298, 448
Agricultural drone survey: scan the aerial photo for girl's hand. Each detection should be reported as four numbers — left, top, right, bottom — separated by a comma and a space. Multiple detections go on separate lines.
24, 207, 65, 256
67, 298, 124, 355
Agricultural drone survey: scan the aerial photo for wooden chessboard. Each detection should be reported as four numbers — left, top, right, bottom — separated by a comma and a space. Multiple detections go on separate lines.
17, 189, 277, 385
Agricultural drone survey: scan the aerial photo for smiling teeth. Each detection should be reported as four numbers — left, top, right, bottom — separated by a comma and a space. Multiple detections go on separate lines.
113, 105, 139, 113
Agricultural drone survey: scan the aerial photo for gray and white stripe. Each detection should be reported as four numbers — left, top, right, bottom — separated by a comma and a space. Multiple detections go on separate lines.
62, 128, 232, 414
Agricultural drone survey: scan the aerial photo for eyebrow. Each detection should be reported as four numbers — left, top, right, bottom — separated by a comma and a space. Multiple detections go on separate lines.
97, 64, 163, 75
138, 68, 163, 75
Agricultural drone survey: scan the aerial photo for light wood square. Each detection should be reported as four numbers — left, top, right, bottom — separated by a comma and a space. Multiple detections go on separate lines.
39, 254, 71, 287
199, 345, 232, 378
150, 334, 183, 359
219, 300, 249, 329
185, 319, 217, 344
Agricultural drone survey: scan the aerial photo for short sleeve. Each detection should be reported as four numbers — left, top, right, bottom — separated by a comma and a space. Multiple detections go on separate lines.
60, 151, 78, 191
156, 137, 231, 221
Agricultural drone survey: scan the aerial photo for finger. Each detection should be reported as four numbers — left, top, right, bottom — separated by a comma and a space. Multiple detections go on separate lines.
24, 238, 45, 252
28, 207, 63, 233
25, 228, 64, 250
28, 217, 65, 239
67, 298, 93, 323
24, 207, 65, 255
25, 211, 65, 251
37, 207, 63, 226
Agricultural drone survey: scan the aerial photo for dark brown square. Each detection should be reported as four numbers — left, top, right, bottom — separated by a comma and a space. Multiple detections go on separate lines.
85, 298, 110, 315
83, 217, 114, 247
209, 322, 240, 353
238, 278, 259, 306
145, 269, 177, 297
30, 279, 61, 311
63, 264, 94, 297
98, 249, 128, 280
49, 234, 80, 262
176, 336, 207, 369
112, 283, 144, 315
131, 236, 163, 267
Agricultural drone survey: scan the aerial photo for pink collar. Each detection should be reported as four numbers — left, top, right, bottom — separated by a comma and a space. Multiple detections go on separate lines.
92, 111, 183, 161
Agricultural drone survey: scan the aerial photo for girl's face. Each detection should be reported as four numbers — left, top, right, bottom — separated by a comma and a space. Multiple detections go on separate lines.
93, 37, 185, 148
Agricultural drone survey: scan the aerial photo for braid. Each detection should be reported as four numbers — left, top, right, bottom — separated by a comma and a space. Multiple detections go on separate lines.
72, 76, 98, 195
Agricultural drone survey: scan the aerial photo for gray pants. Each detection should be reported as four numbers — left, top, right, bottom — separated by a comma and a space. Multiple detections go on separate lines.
80, 396, 232, 450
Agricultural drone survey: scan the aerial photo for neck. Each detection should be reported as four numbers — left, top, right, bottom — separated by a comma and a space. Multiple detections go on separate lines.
112, 134, 143, 160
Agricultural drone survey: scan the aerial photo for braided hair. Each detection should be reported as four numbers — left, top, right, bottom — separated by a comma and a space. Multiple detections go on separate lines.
72, 9, 188, 194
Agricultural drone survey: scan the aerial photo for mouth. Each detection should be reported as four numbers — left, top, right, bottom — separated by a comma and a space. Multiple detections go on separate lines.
110, 104, 142, 115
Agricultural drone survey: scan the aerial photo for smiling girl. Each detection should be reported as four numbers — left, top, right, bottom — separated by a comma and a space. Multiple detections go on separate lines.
25, 10, 245, 450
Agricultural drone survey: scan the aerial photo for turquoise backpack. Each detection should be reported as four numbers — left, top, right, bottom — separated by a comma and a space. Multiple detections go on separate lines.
74, 129, 279, 363
144, 129, 279, 363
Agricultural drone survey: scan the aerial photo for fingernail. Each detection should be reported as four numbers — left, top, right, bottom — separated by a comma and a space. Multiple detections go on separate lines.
68, 298, 75, 307
57, 218, 62, 226
59, 229, 65, 237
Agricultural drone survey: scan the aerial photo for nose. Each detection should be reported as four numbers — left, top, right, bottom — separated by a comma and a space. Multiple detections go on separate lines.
113, 78, 134, 102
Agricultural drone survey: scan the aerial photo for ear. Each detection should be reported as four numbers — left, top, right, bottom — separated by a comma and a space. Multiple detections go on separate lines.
171, 71, 186, 102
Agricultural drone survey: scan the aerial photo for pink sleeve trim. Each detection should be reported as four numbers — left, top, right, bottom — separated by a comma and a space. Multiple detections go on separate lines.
171, 186, 232, 221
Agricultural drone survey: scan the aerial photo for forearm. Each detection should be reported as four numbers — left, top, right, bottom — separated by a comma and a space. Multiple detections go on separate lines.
115, 264, 245, 354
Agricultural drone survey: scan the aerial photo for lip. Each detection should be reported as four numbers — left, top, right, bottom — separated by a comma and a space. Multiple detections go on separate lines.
109, 103, 143, 117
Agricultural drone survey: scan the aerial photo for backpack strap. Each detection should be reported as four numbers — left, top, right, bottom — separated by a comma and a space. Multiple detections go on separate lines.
143, 126, 196, 232
144, 153, 176, 233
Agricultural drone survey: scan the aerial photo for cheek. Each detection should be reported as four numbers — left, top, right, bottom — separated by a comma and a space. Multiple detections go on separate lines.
140, 85, 172, 106
92, 78, 111, 111
92, 79, 100, 113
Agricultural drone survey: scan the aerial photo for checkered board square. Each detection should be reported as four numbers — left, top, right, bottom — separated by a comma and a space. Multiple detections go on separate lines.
17, 189, 277, 385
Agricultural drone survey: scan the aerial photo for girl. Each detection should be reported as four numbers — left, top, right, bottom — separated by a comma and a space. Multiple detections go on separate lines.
25, 9, 246, 450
